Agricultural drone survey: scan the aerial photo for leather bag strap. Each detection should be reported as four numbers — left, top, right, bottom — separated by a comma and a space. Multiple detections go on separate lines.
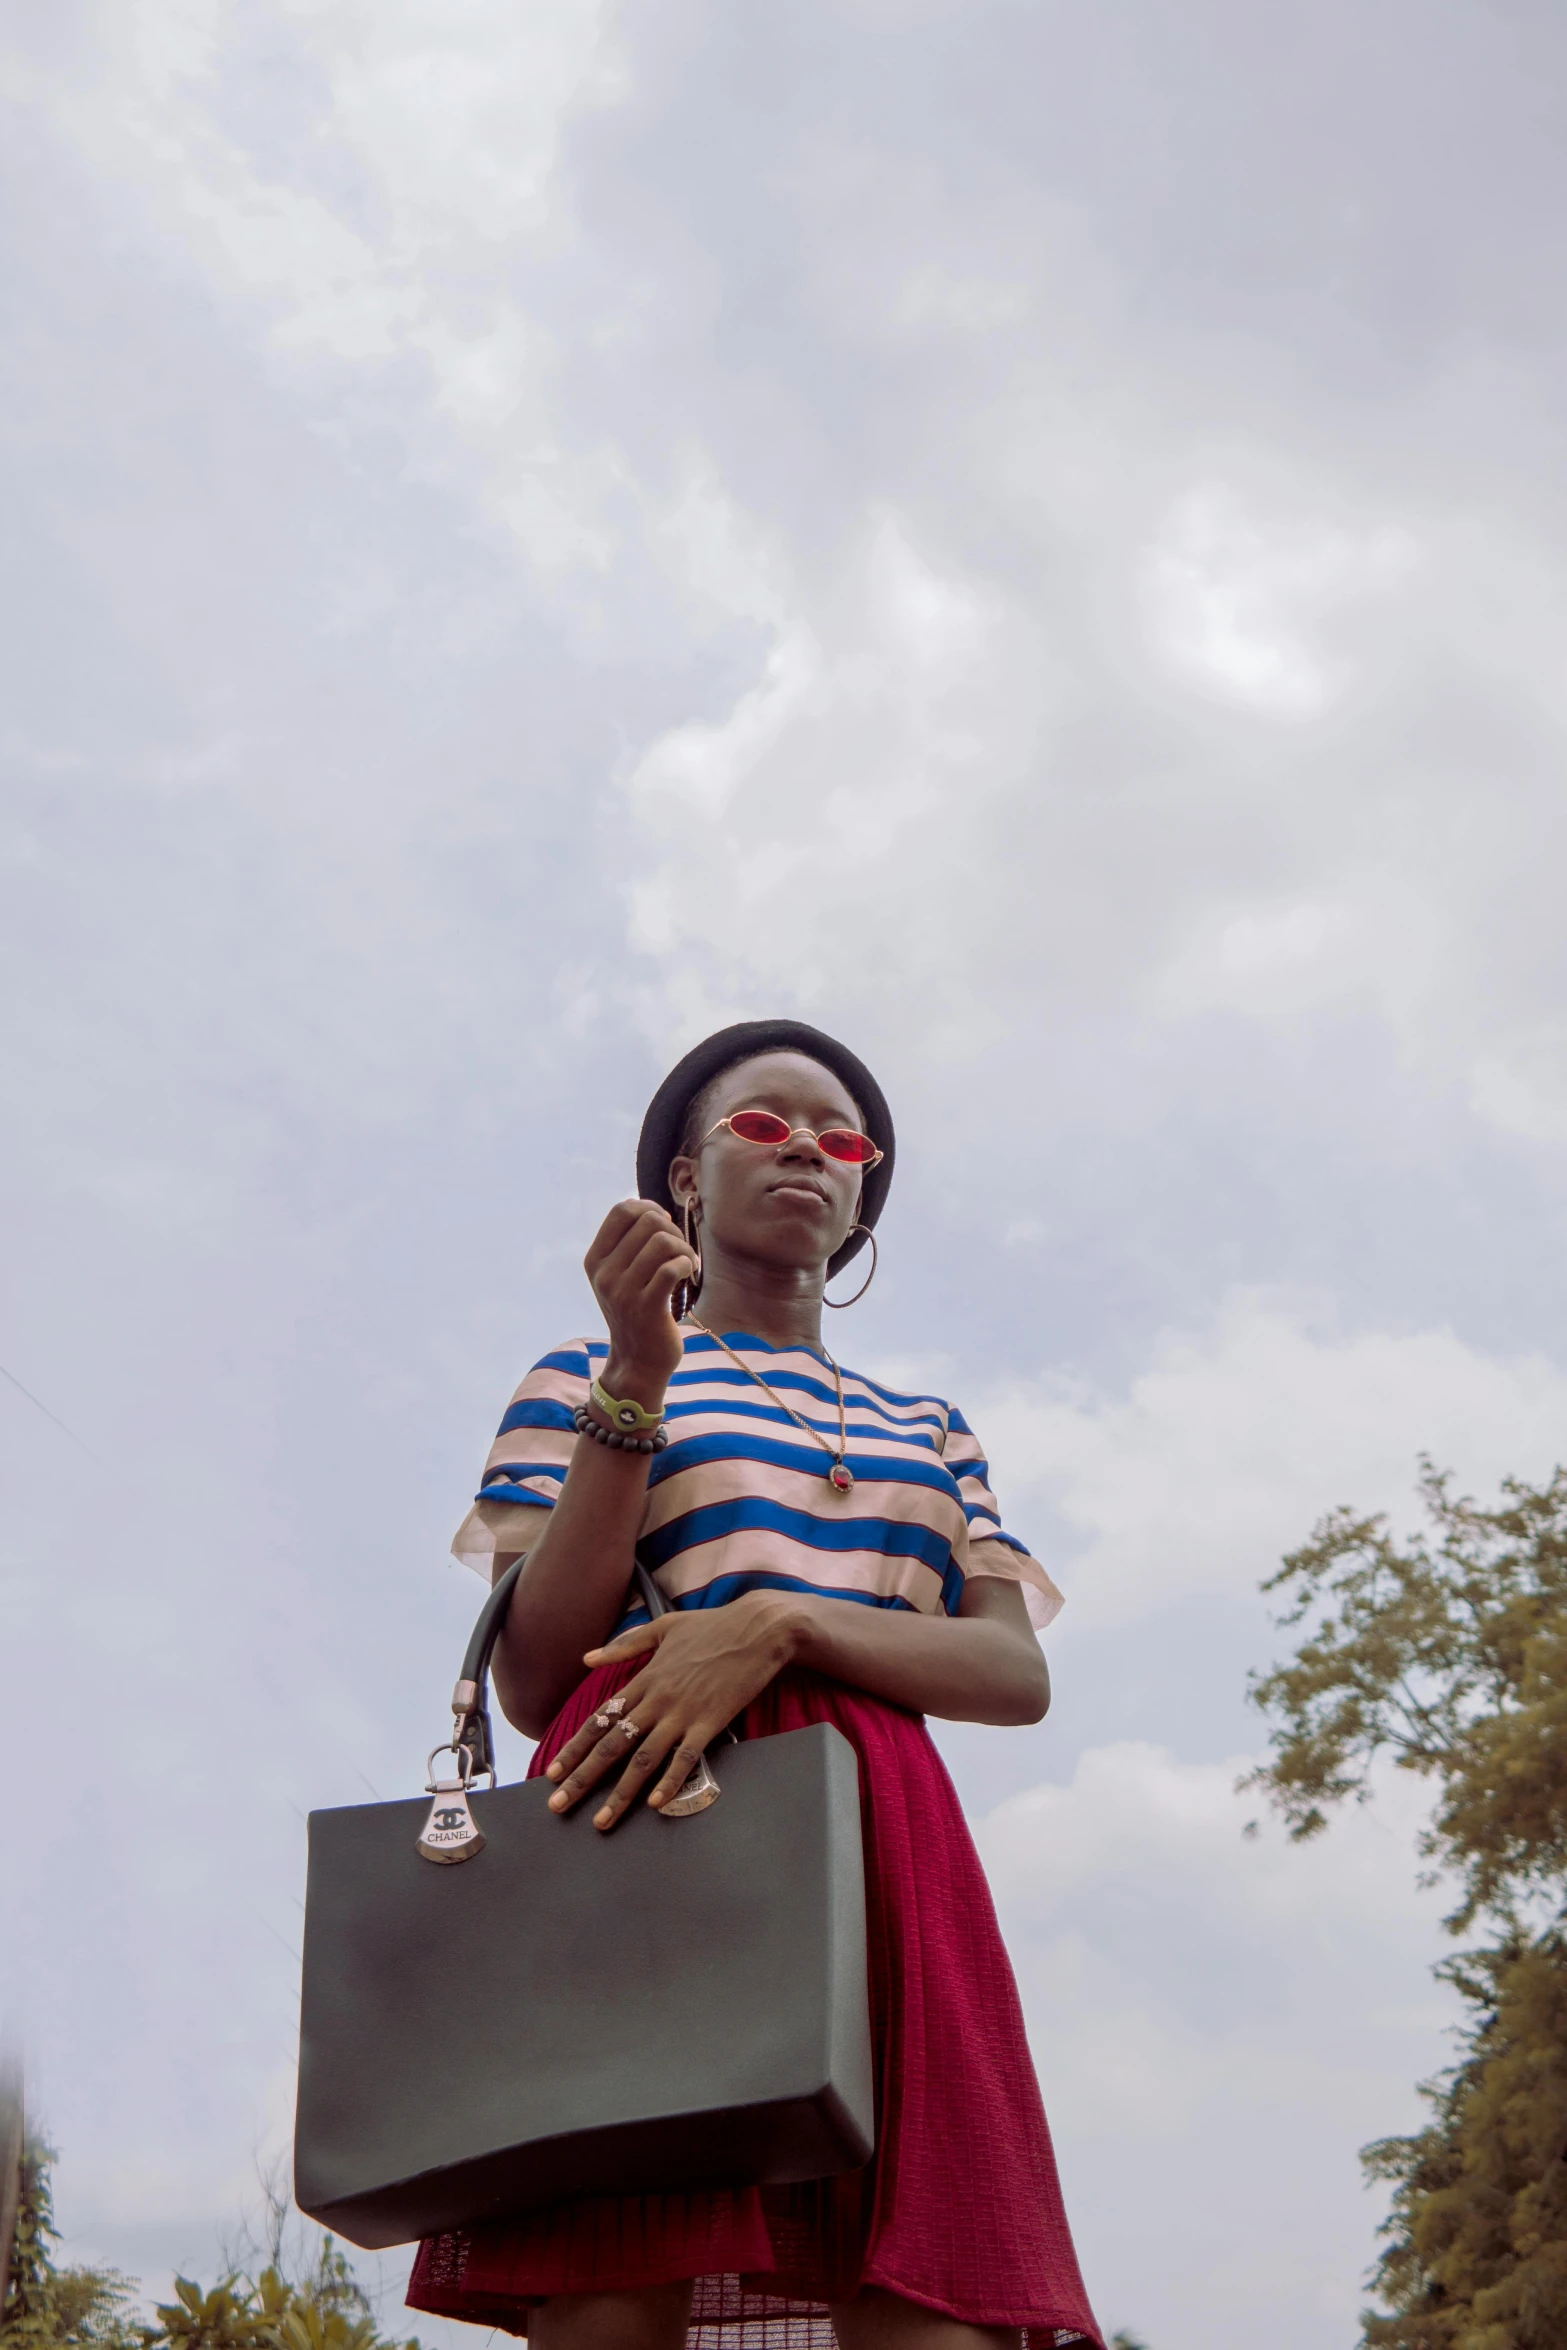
452, 1559, 667, 1783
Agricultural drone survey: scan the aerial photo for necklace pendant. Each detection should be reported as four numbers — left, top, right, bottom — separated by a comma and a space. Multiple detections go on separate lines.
829, 1460, 854, 1494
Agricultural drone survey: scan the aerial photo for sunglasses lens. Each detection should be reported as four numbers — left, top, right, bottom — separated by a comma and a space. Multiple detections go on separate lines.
819, 1129, 878, 1163
727, 1110, 793, 1144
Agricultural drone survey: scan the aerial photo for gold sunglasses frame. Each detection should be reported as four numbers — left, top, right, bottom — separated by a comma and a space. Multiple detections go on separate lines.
699, 1113, 884, 1170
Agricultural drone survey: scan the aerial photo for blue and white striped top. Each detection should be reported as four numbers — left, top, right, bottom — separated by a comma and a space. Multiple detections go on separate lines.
450, 1327, 1062, 1632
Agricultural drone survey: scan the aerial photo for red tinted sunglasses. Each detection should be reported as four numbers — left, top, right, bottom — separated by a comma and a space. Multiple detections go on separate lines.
701, 1109, 884, 1168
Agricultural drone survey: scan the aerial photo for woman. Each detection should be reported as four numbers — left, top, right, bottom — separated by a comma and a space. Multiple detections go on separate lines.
408, 1020, 1102, 2350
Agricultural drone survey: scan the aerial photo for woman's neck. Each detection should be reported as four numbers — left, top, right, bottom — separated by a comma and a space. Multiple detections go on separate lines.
688, 1261, 825, 1352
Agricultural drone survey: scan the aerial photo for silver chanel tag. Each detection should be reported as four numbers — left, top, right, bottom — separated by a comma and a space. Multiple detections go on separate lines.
415, 1782, 486, 1864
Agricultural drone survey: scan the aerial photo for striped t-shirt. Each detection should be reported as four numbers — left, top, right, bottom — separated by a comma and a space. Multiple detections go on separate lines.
450, 1327, 1063, 1632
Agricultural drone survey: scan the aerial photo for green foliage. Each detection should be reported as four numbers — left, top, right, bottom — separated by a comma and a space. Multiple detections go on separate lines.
1244, 1460, 1567, 1935
1359, 1937, 1567, 2349
151, 2242, 408, 2350
1247, 1463, 1567, 2349
1, 2143, 147, 2350
151, 2277, 272, 2350
4, 2149, 417, 2350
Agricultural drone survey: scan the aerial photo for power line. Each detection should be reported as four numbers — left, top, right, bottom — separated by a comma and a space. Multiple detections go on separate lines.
0, 1360, 94, 1457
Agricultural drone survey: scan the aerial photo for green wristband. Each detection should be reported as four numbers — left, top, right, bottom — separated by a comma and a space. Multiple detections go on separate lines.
589, 1377, 666, 1435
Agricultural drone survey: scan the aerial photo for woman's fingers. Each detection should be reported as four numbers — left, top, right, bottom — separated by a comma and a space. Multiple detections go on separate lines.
586, 1196, 670, 1262
586, 1731, 686, 1830
545, 1619, 681, 1785
546, 1702, 642, 1785
587, 1200, 678, 1285
586, 1718, 723, 1830
546, 1716, 661, 1810
545, 1599, 786, 1826
583, 1620, 668, 1670
645, 1741, 714, 1813
544, 1701, 722, 1828
544, 1670, 652, 1782
612, 1225, 685, 1291
618, 1224, 696, 1304
586, 1207, 695, 1373
547, 1714, 684, 1823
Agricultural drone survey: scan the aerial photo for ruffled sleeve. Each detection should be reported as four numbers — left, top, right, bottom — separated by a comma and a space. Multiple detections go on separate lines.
449, 1341, 590, 1579
941, 1404, 1064, 1632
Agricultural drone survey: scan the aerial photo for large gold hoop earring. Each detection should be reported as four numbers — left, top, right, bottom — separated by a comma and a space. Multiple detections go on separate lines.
677, 1196, 703, 1318
824, 1226, 876, 1309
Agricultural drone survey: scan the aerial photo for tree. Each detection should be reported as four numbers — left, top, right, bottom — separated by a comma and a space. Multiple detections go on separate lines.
1, 2065, 21, 2332
1, 2143, 146, 2350
151, 2239, 404, 2350
1359, 1937, 1567, 2348
1245, 1461, 1567, 2348
3, 2146, 419, 2350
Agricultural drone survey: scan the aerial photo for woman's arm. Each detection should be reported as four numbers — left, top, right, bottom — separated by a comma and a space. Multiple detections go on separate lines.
544, 1576, 1049, 1830
489, 1198, 695, 1737
785, 1574, 1049, 1722
486, 1438, 657, 1737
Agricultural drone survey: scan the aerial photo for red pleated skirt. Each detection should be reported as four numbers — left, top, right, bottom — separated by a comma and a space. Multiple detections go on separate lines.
407, 1663, 1101, 2347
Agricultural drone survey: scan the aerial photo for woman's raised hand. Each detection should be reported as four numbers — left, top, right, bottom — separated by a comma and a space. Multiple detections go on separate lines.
584, 1199, 697, 1402
544, 1592, 798, 1830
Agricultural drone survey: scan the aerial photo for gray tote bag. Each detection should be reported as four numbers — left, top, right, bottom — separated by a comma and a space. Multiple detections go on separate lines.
293, 1559, 874, 2250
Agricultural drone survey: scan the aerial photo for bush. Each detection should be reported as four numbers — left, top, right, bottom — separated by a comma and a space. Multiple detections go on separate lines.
3, 2147, 419, 2350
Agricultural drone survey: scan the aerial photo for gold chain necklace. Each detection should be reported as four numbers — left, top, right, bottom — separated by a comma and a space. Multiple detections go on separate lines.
685, 1318, 854, 1493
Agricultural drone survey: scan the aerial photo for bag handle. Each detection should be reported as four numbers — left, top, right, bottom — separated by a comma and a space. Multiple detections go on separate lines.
448, 1559, 669, 1785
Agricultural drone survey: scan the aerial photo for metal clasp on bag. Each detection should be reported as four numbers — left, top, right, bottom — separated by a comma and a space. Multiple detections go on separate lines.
415, 1739, 487, 1865
660, 1752, 721, 1817
660, 1728, 739, 1819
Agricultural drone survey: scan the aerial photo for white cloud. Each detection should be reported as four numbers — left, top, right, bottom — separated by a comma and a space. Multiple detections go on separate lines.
981, 1740, 1452, 2350
23, 0, 630, 570
19, 3, 1567, 1159
618, 509, 1050, 1040
1468, 1022, 1567, 1146
1140, 481, 1416, 719
1153, 871, 1449, 1029
628, 623, 822, 828
302, 0, 627, 247
6, 15, 1567, 2350
977, 1291, 1567, 1627
606, 439, 1567, 1164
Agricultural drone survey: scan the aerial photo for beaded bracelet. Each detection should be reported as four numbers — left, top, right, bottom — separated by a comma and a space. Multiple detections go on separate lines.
572, 1402, 669, 1455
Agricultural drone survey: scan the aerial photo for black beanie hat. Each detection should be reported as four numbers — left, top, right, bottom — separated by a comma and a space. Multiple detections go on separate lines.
635, 1019, 895, 1279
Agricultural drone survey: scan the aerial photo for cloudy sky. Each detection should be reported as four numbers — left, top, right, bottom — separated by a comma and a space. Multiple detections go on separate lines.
4, 5, 1567, 2345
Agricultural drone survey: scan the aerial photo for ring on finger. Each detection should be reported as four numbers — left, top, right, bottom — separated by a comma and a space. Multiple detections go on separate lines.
599, 1695, 628, 1720
617, 1718, 643, 1743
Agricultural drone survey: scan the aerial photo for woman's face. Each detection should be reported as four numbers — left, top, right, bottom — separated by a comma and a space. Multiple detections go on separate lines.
668, 1051, 865, 1277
